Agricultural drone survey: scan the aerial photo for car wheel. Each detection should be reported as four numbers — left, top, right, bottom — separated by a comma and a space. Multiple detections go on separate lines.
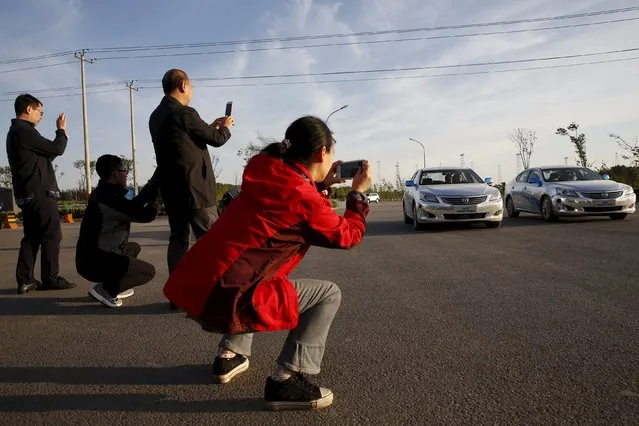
541, 196, 558, 222
403, 203, 412, 224
413, 204, 425, 231
609, 213, 627, 220
486, 221, 501, 229
506, 197, 519, 218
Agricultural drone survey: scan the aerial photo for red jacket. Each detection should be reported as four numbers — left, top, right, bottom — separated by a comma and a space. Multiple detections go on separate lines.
163, 154, 369, 333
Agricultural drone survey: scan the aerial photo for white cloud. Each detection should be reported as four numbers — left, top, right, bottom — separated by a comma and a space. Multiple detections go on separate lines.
1, 0, 639, 190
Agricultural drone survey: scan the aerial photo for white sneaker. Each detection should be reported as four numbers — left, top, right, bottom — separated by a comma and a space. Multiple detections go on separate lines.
89, 284, 122, 308
118, 288, 135, 299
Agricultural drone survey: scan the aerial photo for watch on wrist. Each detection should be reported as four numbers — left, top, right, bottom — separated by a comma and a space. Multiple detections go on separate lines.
352, 191, 368, 202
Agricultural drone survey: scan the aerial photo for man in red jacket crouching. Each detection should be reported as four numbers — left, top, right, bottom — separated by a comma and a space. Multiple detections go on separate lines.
164, 116, 371, 411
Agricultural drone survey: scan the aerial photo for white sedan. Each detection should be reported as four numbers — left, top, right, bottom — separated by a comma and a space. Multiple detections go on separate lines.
504, 166, 636, 221
402, 167, 503, 230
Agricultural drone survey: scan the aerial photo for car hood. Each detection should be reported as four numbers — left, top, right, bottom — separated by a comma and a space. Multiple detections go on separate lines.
551, 180, 625, 192
419, 183, 494, 196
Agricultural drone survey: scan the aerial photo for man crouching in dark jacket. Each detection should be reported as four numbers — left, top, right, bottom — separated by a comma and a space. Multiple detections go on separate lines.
76, 154, 160, 308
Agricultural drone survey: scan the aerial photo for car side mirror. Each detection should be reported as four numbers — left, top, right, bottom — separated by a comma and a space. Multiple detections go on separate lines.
601, 174, 610, 180
484, 177, 493, 185
405, 180, 415, 187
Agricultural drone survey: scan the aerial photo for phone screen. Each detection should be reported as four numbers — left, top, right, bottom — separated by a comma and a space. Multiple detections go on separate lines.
338, 160, 363, 179
225, 101, 233, 116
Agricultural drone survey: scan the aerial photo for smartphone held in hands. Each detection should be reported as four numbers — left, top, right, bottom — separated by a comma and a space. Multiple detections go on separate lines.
336, 160, 364, 180
225, 101, 233, 116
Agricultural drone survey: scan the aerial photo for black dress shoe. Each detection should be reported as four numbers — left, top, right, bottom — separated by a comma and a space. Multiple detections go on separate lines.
41, 276, 76, 290
18, 280, 42, 294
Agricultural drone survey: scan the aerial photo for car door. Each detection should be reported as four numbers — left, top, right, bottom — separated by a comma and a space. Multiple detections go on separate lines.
524, 169, 544, 213
404, 171, 419, 216
509, 170, 530, 210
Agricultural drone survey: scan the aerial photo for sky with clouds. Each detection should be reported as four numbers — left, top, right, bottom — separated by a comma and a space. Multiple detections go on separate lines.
1, 0, 639, 189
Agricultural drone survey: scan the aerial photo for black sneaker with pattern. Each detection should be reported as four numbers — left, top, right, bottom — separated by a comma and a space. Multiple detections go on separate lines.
264, 373, 334, 411
212, 355, 249, 383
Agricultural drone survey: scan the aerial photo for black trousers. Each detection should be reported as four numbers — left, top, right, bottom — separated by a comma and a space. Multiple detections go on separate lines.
76, 243, 155, 298
166, 206, 217, 274
16, 192, 62, 286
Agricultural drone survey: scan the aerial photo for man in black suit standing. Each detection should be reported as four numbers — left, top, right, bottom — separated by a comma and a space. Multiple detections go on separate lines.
149, 69, 234, 292
6, 94, 75, 294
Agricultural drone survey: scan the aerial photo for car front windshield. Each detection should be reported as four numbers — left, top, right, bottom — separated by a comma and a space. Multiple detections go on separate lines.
541, 167, 602, 182
419, 169, 483, 185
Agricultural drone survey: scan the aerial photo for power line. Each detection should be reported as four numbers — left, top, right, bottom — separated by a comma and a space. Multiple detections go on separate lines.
7, 48, 639, 96
88, 6, 639, 53
0, 60, 77, 74
92, 17, 639, 61
4, 15, 635, 73
1, 5, 636, 67
0, 50, 76, 65
1, 81, 127, 96
128, 47, 639, 83
143, 55, 639, 89
0, 88, 127, 103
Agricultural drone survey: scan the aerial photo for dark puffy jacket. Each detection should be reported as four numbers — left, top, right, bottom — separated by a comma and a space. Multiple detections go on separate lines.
163, 154, 369, 334
76, 175, 160, 266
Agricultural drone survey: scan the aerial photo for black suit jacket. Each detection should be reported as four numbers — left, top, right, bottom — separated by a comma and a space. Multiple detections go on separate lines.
149, 96, 231, 211
5, 119, 67, 199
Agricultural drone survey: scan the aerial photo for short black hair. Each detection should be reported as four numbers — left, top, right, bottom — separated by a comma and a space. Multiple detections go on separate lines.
14, 94, 42, 116
96, 154, 124, 180
161, 69, 189, 94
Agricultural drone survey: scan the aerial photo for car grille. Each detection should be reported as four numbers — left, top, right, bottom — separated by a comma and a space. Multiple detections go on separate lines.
441, 196, 487, 205
443, 213, 487, 220
581, 191, 623, 199
583, 206, 623, 212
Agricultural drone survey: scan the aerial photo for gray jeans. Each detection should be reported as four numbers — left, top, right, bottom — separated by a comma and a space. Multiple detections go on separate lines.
167, 206, 217, 274
219, 279, 341, 375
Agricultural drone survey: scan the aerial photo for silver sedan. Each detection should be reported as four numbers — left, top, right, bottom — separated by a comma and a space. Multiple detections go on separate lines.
504, 166, 636, 221
402, 167, 503, 230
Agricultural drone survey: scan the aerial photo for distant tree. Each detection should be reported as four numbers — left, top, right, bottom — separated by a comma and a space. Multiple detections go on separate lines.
0, 165, 12, 188
211, 154, 222, 180
609, 133, 639, 166
237, 133, 273, 166
556, 122, 589, 167
509, 128, 537, 169
73, 160, 96, 192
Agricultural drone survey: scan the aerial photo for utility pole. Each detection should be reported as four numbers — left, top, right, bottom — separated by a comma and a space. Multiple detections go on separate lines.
564, 156, 568, 165
615, 152, 619, 166
470, 160, 474, 169
498, 165, 502, 183
74, 49, 94, 194
377, 160, 381, 183
126, 81, 139, 193
460, 153, 465, 168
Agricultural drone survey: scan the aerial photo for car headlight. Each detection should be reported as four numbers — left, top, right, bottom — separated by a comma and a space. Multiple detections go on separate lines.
625, 186, 635, 196
420, 192, 439, 203
555, 188, 579, 197
489, 191, 502, 202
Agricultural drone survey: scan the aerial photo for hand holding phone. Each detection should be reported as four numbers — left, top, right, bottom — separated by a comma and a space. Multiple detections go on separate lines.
225, 101, 233, 116
352, 160, 372, 193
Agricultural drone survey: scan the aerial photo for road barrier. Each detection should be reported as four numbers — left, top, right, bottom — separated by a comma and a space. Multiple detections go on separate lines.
2, 212, 18, 229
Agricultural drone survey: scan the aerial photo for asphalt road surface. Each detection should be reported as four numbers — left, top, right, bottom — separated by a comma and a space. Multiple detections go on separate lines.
1, 202, 638, 425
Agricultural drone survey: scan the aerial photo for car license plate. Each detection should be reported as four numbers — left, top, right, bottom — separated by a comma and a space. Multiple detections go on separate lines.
594, 200, 616, 207
454, 205, 477, 213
